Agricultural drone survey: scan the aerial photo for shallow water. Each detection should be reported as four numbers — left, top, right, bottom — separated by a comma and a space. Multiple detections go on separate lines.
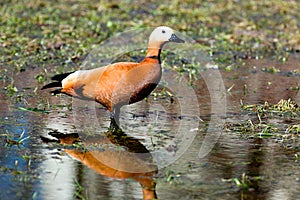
0, 54, 299, 199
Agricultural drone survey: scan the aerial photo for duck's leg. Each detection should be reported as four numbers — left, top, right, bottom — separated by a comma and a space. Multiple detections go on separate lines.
110, 106, 120, 123
109, 106, 122, 132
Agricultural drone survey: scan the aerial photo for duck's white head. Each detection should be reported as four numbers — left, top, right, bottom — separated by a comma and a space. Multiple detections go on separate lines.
148, 26, 184, 48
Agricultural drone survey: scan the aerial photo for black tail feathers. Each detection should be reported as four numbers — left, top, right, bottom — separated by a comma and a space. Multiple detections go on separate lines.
51, 72, 74, 82
41, 82, 62, 90
42, 71, 75, 95
41, 81, 62, 95
41, 71, 74, 90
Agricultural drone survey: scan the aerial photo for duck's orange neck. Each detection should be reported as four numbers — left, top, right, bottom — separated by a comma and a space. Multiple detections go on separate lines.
144, 47, 161, 63
145, 47, 161, 57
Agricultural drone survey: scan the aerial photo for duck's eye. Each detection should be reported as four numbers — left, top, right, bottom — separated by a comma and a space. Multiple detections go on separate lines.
162, 30, 165, 34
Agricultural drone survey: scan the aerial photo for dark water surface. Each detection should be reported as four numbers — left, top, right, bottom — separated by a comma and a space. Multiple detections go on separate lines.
0, 54, 299, 199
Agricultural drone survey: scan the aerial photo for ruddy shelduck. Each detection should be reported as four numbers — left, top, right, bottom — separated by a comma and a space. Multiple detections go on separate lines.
42, 26, 184, 124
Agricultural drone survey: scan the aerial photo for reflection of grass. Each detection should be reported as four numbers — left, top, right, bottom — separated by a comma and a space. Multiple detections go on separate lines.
226, 119, 279, 138
74, 179, 89, 200
165, 169, 183, 185
224, 173, 263, 190
5, 129, 30, 146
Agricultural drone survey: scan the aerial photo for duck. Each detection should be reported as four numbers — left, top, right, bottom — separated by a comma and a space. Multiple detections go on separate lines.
42, 26, 184, 125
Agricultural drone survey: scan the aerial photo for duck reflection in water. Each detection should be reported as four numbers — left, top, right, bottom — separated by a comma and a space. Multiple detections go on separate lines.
43, 122, 157, 200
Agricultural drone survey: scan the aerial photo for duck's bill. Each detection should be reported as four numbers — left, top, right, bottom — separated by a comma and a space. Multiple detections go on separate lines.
169, 33, 185, 43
